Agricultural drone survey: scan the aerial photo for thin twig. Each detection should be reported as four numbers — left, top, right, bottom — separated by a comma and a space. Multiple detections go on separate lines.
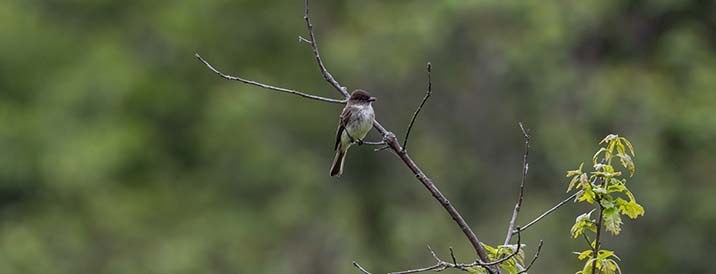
304, 0, 349, 97
483, 229, 522, 267
389, 263, 443, 274
517, 191, 581, 234
362, 140, 386, 145
388, 231, 530, 274
352, 261, 373, 274
503, 122, 530, 246
516, 240, 543, 274
401, 62, 433, 151
194, 54, 346, 104
297, 36, 312, 44
449, 247, 457, 265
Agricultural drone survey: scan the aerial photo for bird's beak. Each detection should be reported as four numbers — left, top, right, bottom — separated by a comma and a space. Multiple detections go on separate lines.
368, 97, 377, 102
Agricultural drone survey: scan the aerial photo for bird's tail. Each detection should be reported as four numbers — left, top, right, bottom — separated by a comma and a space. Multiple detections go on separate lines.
330, 148, 346, 177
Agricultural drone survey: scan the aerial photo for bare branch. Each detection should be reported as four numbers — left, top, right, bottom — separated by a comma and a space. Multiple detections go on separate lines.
517, 191, 581, 234
194, 54, 346, 104
389, 247, 446, 274
297, 36, 312, 44
503, 122, 530, 246
374, 124, 492, 263
516, 240, 543, 274
401, 62, 433, 151
387, 231, 529, 274
200, 0, 495, 269
304, 0, 349, 97
361, 140, 386, 145
352, 261, 373, 274
449, 247, 458, 265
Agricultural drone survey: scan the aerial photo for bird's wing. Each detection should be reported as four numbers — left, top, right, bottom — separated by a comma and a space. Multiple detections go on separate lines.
334, 105, 353, 150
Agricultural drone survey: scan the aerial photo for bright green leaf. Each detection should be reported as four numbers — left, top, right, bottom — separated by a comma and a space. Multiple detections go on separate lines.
621, 137, 635, 156
600, 134, 619, 145
619, 200, 645, 219
576, 250, 593, 260
603, 207, 623, 235
567, 163, 584, 177
467, 266, 488, 274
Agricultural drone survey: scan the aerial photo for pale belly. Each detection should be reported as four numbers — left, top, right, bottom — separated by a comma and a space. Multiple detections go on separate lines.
341, 107, 375, 148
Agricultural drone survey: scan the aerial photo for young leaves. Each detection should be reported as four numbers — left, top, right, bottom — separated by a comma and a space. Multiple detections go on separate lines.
571, 210, 597, 238
477, 242, 527, 274
566, 134, 642, 274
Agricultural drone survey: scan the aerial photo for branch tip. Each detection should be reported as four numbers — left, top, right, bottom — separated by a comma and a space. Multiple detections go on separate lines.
401, 62, 434, 150
353, 261, 372, 274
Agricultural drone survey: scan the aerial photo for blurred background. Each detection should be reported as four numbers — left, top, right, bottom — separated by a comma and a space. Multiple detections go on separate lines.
1, 0, 715, 273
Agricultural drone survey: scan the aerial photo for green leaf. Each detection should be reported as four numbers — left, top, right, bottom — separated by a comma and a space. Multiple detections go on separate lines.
608, 259, 623, 274
571, 210, 597, 238
591, 170, 621, 178
481, 243, 498, 254
566, 163, 584, 177
467, 267, 488, 274
575, 249, 593, 260
620, 137, 635, 156
593, 147, 607, 165
568, 175, 580, 192
602, 207, 623, 235
600, 134, 619, 145
597, 250, 616, 260
615, 140, 625, 156
619, 200, 645, 219
600, 198, 615, 209
617, 153, 635, 176
569, 173, 589, 193
607, 181, 625, 193
581, 259, 596, 274
577, 186, 596, 204
607, 139, 617, 160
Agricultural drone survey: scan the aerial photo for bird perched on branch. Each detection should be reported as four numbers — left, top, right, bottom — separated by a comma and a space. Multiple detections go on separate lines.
330, 89, 376, 177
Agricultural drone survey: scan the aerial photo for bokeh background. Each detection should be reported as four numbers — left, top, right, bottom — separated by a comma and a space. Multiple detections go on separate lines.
1, 0, 715, 273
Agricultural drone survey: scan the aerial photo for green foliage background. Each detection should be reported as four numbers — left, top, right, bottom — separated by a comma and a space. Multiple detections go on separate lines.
1, 0, 714, 273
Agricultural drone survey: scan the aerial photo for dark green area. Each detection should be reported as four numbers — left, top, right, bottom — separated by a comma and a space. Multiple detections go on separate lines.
1, 0, 714, 273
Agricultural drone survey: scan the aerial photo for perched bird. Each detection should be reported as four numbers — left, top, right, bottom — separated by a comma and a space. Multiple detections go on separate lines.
330, 89, 376, 177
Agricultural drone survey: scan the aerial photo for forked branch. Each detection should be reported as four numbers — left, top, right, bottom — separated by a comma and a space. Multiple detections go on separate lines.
368, 230, 542, 274
503, 122, 530, 246
194, 1, 567, 273
303, 0, 349, 97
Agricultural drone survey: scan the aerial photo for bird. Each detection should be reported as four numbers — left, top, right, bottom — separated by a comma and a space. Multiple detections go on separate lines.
330, 89, 376, 177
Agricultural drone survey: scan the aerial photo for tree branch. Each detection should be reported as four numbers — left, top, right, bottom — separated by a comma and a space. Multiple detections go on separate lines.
516, 240, 543, 274
517, 191, 581, 234
386, 231, 534, 274
503, 122, 530, 246
401, 62, 433, 152
194, 54, 346, 104
198, 0, 493, 269
352, 261, 373, 274
377, 128, 491, 263
304, 0, 349, 97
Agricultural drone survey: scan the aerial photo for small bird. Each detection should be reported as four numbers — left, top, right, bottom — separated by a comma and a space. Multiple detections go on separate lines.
330, 89, 377, 177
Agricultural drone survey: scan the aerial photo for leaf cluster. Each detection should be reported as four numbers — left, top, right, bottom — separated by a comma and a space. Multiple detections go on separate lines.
565, 135, 644, 274
466, 243, 528, 274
